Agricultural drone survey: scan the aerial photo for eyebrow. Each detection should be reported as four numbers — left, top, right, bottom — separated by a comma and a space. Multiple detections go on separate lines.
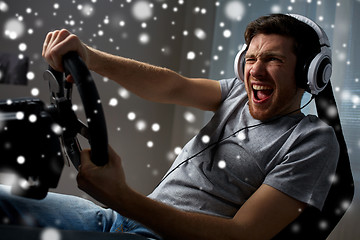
245, 51, 287, 60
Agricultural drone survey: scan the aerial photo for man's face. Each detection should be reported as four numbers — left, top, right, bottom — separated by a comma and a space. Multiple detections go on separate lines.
244, 33, 304, 121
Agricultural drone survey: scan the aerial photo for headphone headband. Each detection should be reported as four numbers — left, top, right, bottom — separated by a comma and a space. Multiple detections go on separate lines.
288, 14, 330, 47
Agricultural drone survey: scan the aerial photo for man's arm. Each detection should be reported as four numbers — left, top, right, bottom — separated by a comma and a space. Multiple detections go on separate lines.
78, 147, 307, 240
86, 47, 221, 111
117, 184, 306, 240
42, 29, 222, 112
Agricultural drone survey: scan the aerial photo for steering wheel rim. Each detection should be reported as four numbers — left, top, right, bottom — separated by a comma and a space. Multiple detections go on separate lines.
62, 51, 108, 166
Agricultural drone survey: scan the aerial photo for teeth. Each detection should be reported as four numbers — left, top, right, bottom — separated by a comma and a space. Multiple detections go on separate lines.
252, 85, 272, 91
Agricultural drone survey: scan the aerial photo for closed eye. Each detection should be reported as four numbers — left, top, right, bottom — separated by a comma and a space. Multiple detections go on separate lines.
264, 54, 285, 63
245, 57, 256, 63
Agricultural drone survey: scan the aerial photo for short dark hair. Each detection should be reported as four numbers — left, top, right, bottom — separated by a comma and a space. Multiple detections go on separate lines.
244, 14, 321, 87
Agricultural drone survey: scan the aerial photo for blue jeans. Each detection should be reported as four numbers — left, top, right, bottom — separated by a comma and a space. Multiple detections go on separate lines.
0, 185, 161, 239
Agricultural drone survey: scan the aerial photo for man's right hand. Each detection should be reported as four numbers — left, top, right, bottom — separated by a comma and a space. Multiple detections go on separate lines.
42, 29, 89, 73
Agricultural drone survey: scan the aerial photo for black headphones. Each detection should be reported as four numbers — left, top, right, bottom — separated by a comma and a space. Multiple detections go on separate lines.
233, 14, 332, 95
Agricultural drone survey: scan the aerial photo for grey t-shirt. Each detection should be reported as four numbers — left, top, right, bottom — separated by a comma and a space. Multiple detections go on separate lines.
149, 78, 339, 218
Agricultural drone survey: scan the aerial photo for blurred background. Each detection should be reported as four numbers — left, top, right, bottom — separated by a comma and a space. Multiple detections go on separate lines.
0, 0, 359, 239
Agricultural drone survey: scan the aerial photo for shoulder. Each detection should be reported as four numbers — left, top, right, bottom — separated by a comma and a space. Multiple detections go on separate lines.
264, 115, 339, 210
286, 114, 340, 157
296, 114, 337, 142
219, 78, 246, 102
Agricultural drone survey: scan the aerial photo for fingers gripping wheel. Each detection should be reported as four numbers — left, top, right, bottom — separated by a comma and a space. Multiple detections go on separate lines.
46, 52, 108, 167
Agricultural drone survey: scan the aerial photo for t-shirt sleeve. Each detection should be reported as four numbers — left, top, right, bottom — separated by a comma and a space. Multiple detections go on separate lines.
219, 78, 242, 102
263, 116, 339, 210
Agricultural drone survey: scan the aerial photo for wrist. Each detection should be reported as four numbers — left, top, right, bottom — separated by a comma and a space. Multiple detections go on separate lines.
110, 184, 141, 217
84, 44, 96, 70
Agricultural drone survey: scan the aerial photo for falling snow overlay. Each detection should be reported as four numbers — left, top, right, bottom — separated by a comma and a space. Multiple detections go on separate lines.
40, 228, 61, 240
0, 1, 359, 239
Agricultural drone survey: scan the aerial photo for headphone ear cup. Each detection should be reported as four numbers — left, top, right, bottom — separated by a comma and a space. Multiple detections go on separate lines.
306, 46, 332, 95
234, 44, 247, 81
289, 14, 332, 95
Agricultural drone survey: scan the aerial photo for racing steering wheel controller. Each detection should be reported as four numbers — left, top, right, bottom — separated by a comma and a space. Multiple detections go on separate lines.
0, 52, 108, 199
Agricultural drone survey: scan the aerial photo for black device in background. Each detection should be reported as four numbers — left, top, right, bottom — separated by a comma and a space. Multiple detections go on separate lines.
0, 52, 29, 85
0, 98, 64, 199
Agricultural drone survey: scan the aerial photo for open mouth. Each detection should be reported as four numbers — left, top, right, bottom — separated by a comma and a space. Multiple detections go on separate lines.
252, 84, 274, 102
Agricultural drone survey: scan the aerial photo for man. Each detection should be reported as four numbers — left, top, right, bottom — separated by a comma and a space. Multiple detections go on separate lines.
0, 14, 338, 239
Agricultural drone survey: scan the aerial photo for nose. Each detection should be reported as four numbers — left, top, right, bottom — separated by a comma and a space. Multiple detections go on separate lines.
249, 60, 265, 79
